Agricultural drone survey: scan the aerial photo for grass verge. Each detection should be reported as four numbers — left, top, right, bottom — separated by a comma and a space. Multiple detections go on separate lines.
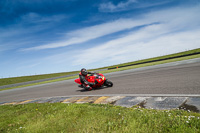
0, 71, 79, 87
0, 103, 200, 133
0, 75, 78, 91
108, 48, 200, 69
100, 53, 200, 73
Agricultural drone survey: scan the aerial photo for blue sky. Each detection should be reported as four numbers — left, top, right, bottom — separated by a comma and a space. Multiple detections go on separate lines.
0, 0, 200, 78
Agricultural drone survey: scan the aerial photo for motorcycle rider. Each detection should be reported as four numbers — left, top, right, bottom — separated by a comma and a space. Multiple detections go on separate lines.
79, 68, 96, 91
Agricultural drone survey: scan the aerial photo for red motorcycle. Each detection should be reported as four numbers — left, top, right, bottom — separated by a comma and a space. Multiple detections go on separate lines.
74, 73, 113, 90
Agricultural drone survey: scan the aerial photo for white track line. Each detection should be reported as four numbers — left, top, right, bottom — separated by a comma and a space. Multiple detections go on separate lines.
54, 94, 200, 97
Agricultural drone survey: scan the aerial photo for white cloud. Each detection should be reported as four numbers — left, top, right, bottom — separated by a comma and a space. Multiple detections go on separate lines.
0, 13, 68, 53
72, 27, 200, 67
21, 12, 67, 24
21, 5, 200, 70
99, 0, 137, 12
98, 0, 171, 12
22, 18, 154, 51
72, 6, 200, 66
23, 4, 200, 52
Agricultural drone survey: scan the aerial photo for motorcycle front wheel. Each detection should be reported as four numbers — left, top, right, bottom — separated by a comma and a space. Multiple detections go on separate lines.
104, 80, 113, 87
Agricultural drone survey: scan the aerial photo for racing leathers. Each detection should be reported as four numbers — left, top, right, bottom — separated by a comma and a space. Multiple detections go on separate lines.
79, 72, 95, 90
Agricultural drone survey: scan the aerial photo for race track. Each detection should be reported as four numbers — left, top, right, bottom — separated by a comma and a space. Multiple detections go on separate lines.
1, 59, 200, 102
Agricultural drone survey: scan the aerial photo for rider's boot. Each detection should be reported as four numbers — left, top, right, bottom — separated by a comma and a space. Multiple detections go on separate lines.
83, 84, 92, 91
78, 84, 84, 88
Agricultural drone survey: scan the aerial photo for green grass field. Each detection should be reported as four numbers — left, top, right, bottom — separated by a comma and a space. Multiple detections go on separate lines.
0, 103, 199, 133
107, 48, 200, 69
0, 48, 200, 90
0, 71, 79, 87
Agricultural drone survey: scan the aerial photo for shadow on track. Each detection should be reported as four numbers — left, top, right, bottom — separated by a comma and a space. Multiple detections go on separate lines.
76, 85, 110, 92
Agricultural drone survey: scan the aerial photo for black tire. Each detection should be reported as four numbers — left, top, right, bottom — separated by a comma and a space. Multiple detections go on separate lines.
104, 80, 113, 87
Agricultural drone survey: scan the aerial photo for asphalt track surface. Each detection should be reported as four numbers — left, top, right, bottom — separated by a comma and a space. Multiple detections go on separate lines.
1, 58, 200, 102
